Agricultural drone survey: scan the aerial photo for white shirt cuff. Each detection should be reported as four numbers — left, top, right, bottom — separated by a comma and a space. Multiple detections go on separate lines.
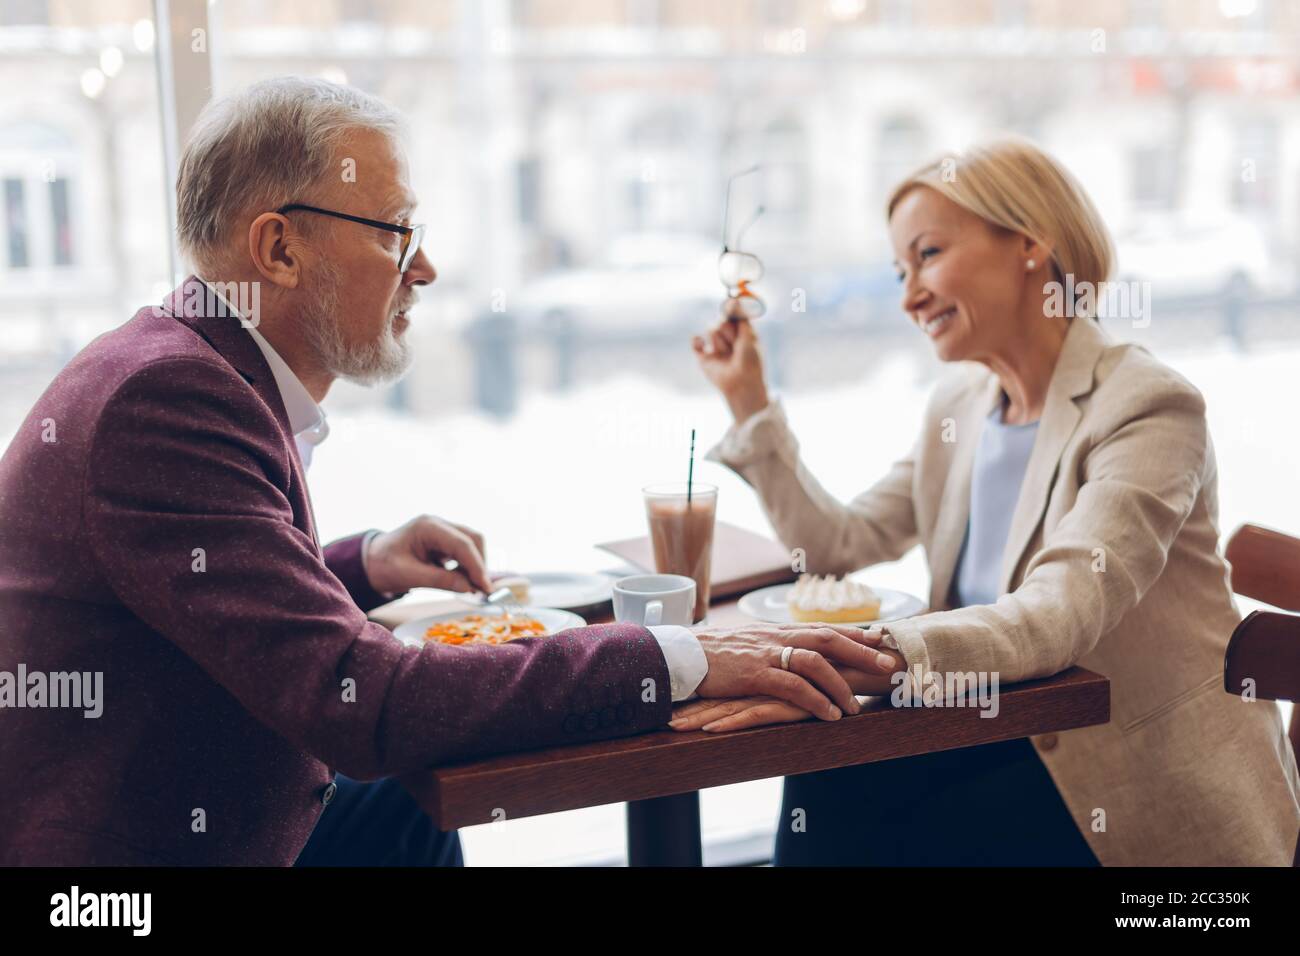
648, 625, 708, 702
703, 397, 795, 469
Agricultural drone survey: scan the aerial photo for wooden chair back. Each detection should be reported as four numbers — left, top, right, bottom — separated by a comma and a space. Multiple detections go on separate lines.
1224, 524, 1300, 866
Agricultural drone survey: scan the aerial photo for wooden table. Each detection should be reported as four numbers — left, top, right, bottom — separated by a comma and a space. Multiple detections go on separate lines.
379, 595, 1111, 866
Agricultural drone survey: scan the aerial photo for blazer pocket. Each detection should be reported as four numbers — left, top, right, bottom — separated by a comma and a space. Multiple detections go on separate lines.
1120, 673, 1222, 736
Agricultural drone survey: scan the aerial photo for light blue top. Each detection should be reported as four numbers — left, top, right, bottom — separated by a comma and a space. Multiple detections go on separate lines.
951, 403, 1040, 608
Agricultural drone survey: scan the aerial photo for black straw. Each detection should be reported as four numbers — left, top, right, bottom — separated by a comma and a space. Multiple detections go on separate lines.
687, 429, 696, 507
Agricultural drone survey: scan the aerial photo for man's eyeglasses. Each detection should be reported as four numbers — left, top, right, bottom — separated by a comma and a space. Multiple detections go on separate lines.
719, 165, 765, 319
276, 203, 426, 274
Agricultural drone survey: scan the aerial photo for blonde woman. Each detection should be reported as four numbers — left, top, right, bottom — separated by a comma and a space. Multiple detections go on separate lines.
674, 138, 1300, 865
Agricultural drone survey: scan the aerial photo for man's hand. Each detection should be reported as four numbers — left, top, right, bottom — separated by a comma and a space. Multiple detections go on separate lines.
364, 515, 491, 596
689, 623, 901, 722
672, 644, 909, 732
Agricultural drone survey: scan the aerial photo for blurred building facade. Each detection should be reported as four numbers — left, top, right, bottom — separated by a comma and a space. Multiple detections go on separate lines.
3, 0, 1300, 424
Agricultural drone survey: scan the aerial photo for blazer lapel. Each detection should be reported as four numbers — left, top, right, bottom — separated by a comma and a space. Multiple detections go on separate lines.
995, 318, 1109, 595
159, 277, 322, 553
161, 278, 292, 432
928, 374, 1002, 609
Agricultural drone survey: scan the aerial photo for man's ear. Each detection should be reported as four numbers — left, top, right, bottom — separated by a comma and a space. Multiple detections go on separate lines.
247, 212, 306, 289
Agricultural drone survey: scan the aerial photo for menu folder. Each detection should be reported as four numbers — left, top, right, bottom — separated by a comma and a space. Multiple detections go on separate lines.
596, 521, 798, 602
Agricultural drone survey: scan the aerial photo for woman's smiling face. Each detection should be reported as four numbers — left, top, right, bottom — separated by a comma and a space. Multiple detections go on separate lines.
888, 185, 1038, 364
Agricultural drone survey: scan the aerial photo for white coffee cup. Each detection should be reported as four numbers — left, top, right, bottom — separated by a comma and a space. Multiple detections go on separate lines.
613, 573, 696, 628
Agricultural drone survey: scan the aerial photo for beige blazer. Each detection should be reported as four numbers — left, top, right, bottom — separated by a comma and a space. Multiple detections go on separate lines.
708, 316, 1300, 866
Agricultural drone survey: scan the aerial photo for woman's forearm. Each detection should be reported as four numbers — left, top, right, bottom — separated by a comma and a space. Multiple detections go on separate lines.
725, 384, 770, 426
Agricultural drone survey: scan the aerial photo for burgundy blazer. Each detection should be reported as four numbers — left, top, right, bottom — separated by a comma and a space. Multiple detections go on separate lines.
0, 278, 670, 866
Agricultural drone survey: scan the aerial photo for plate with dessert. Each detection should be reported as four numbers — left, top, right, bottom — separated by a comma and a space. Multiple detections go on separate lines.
738, 574, 925, 626
391, 606, 586, 649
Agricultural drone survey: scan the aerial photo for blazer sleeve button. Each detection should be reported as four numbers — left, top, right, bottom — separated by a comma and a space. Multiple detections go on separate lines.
582, 713, 599, 732
1037, 733, 1059, 751
320, 781, 338, 806
562, 714, 582, 734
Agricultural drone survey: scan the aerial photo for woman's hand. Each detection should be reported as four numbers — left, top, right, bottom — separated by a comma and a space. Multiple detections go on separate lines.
670, 695, 812, 732
692, 298, 770, 425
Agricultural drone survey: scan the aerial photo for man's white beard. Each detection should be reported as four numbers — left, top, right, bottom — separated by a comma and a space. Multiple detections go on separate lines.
298, 259, 413, 386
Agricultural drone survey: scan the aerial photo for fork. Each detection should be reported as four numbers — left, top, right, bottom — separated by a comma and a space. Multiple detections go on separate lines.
481, 585, 521, 623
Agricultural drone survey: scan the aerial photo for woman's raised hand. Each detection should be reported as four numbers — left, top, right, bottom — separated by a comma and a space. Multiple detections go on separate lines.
692, 297, 771, 425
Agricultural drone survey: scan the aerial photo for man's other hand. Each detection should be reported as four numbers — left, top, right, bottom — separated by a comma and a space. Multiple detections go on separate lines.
365, 515, 491, 595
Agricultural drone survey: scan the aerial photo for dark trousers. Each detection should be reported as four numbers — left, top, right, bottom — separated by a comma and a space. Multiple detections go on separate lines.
294, 774, 463, 867
774, 737, 1100, 866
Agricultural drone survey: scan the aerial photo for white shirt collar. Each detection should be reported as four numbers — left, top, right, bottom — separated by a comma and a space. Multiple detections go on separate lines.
197, 278, 329, 467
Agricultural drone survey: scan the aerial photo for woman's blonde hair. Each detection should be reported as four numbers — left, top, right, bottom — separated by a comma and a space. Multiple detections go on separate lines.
886, 137, 1114, 315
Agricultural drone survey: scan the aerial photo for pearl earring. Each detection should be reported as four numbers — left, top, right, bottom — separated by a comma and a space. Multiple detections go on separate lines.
1026, 259, 1036, 270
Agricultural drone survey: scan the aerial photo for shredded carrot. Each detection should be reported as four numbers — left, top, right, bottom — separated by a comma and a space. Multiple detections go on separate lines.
423, 613, 548, 646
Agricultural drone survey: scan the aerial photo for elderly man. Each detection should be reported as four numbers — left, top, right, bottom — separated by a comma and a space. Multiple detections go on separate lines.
0, 77, 898, 866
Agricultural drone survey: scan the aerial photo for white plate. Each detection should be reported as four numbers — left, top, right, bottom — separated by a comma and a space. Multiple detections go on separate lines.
392, 606, 587, 648
737, 583, 925, 626
510, 572, 613, 612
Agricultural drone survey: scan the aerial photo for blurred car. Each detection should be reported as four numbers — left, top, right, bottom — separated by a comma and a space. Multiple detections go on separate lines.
511, 232, 721, 335
795, 262, 904, 323
1115, 214, 1279, 299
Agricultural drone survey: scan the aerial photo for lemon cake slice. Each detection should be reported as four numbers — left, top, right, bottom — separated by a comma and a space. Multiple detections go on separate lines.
788, 574, 881, 623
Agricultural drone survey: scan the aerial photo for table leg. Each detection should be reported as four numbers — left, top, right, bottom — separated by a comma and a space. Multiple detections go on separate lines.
626, 792, 702, 866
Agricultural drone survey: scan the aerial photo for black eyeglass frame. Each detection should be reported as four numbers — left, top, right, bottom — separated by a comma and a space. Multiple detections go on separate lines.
276, 203, 425, 274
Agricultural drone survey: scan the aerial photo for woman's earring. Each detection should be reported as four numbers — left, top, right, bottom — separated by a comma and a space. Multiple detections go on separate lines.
1026, 259, 1037, 271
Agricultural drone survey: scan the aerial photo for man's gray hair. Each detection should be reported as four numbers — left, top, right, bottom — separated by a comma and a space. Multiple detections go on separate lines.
176, 76, 403, 270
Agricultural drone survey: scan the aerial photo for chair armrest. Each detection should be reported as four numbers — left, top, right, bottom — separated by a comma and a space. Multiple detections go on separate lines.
1224, 609, 1300, 702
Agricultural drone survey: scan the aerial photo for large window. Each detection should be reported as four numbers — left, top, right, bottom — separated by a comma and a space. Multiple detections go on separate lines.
0, 0, 167, 382
3, 0, 1297, 867
49, 177, 72, 265
0, 125, 78, 271
3, 177, 26, 267
1232, 116, 1279, 216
